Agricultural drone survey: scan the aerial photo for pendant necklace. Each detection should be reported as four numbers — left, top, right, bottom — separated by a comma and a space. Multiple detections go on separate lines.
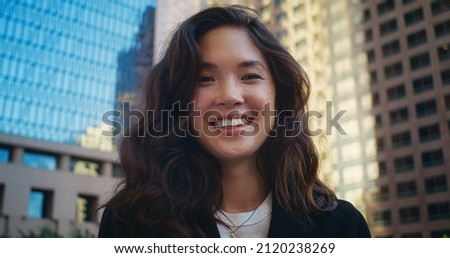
218, 208, 257, 238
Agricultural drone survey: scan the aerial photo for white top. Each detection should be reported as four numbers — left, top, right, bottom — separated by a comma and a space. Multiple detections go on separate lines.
215, 192, 272, 238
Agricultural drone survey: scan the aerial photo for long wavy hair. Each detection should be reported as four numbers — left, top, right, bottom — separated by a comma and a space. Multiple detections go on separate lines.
105, 5, 336, 237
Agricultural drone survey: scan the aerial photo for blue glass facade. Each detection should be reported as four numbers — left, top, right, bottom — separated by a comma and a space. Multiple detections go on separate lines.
0, 0, 156, 148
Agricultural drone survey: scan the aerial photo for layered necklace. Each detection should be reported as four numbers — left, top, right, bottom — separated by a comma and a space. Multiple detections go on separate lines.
216, 192, 273, 238
218, 208, 258, 238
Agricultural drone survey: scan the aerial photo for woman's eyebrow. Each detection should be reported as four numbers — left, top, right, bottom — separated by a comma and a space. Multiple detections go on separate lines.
237, 60, 267, 70
200, 60, 267, 70
201, 62, 218, 69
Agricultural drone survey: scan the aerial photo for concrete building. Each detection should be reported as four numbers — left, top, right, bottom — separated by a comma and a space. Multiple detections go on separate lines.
363, 0, 450, 237
0, 134, 120, 237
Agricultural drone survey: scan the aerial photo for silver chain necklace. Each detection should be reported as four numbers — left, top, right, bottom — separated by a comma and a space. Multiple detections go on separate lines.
218, 208, 257, 238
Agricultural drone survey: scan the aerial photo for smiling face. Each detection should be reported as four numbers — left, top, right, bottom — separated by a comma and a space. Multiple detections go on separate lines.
191, 26, 276, 164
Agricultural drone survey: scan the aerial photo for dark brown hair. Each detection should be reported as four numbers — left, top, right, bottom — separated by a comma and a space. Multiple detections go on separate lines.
105, 5, 336, 237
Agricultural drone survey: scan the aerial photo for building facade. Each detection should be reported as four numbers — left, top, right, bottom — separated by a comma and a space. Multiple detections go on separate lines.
0, 0, 156, 237
363, 0, 450, 237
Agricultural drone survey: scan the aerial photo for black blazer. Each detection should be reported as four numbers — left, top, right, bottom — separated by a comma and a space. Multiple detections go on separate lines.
98, 199, 371, 238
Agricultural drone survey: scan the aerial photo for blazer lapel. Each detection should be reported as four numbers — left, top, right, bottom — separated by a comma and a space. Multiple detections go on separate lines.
199, 216, 221, 238
267, 197, 308, 238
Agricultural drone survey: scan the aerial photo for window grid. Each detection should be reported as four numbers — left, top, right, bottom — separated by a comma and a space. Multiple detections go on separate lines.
410, 52, 431, 71
416, 99, 437, 118
422, 149, 444, 168
404, 8, 424, 26
419, 124, 441, 143
413, 75, 434, 94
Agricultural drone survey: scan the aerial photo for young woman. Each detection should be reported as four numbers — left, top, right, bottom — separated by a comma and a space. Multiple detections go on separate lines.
98, 5, 371, 238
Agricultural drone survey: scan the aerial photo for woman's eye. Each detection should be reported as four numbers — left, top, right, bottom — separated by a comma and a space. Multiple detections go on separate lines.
198, 76, 215, 85
242, 74, 262, 80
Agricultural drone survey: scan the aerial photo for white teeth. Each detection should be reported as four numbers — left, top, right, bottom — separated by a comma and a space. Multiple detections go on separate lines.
213, 118, 248, 127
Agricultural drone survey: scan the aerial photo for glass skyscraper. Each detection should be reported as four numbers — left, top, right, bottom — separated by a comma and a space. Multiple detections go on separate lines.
0, 0, 156, 150
0, 0, 156, 237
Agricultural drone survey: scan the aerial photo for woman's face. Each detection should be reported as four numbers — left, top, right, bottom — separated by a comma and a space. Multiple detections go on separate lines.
191, 26, 276, 164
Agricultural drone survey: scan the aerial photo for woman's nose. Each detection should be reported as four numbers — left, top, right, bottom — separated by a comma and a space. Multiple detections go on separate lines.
214, 78, 244, 108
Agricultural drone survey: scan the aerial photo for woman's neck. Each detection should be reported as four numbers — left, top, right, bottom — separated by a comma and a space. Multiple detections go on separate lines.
219, 158, 269, 213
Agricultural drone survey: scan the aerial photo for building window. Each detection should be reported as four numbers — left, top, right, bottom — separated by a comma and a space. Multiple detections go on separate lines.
402, 232, 422, 237
375, 114, 383, 128
113, 164, 125, 178
28, 189, 53, 219
387, 84, 406, 101
425, 174, 447, 194
367, 49, 375, 63
431, 229, 450, 238
389, 107, 408, 125
431, 0, 450, 16
372, 92, 380, 106
376, 138, 385, 152
378, 161, 387, 176
293, 4, 304, 13
413, 75, 434, 94
392, 131, 411, 148
428, 202, 450, 221
76, 194, 97, 223
0, 145, 11, 163
276, 29, 287, 39
370, 70, 377, 85
70, 157, 100, 177
437, 43, 450, 62
396, 180, 417, 198
394, 155, 414, 173
410, 52, 431, 71
380, 19, 398, 36
384, 62, 403, 79
373, 210, 391, 227
365, 29, 373, 42
434, 19, 450, 38
0, 184, 4, 214
23, 150, 58, 171
404, 8, 424, 26
274, 0, 285, 7
446, 94, 450, 110
407, 30, 427, 48
419, 123, 440, 143
442, 68, 450, 85
377, 0, 395, 15
422, 149, 444, 168
363, 9, 371, 22
372, 185, 389, 202
416, 99, 437, 118
399, 206, 420, 224
294, 22, 306, 32
402, 0, 414, 4
382, 40, 400, 57
275, 12, 287, 23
